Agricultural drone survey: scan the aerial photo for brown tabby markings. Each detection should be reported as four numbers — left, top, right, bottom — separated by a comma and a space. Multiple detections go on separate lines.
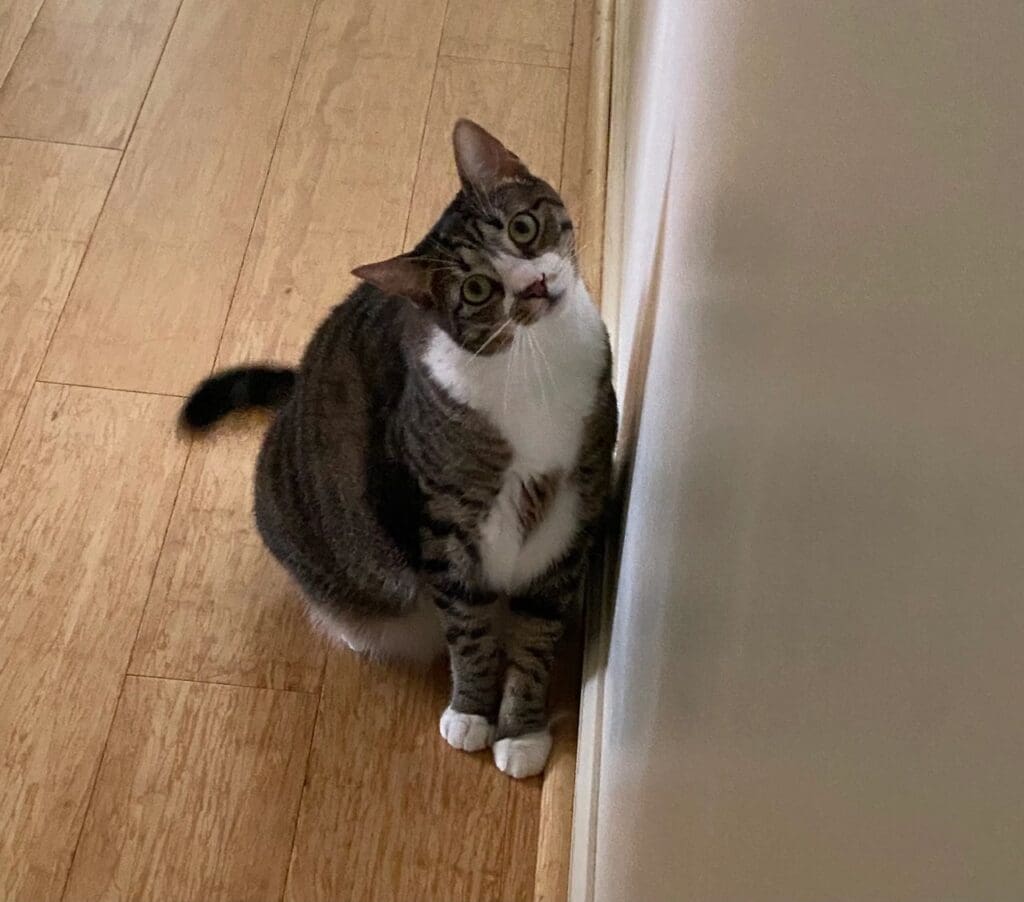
517, 471, 562, 537
181, 119, 617, 777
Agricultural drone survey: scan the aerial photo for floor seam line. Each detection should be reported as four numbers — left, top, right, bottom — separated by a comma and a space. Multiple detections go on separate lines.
206, 0, 320, 375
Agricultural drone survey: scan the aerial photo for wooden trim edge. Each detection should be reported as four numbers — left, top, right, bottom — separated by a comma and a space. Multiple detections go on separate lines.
567, 0, 630, 899
534, 2, 617, 902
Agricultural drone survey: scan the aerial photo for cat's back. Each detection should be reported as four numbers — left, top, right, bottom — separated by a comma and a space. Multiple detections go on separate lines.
300, 284, 412, 393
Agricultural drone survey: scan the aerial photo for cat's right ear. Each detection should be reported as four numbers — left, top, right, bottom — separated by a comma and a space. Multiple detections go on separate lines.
452, 118, 529, 192
352, 255, 434, 307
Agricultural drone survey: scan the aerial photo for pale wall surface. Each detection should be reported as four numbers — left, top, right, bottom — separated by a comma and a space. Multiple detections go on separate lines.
595, 3, 1024, 899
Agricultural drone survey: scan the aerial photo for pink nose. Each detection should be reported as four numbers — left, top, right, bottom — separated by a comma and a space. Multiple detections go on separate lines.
515, 277, 548, 300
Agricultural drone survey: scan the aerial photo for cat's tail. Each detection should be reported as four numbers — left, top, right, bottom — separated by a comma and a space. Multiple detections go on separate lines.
180, 365, 296, 430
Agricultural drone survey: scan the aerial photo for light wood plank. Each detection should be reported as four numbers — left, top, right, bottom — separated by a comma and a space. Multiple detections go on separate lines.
0, 138, 118, 460
404, 56, 569, 248
500, 767, 545, 902
40, 0, 316, 395
64, 676, 317, 902
0, 0, 44, 88
558, 0, 593, 223
440, 0, 575, 69
0, 0, 182, 149
285, 656, 542, 902
533, 625, 583, 902
0, 384, 187, 901
559, 0, 610, 292
217, 0, 447, 367
131, 413, 326, 692
0, 3, 595, 898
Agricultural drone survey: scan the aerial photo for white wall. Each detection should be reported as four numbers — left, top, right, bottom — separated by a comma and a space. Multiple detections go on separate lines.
590, 2, 1024, 899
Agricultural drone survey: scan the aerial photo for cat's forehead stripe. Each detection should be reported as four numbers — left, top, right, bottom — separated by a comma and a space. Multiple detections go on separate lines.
529, 196, 562, 212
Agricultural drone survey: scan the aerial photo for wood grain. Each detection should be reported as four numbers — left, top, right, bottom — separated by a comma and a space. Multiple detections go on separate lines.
0, 1, 604, 897
0, 0, 44, 89
0, 138, 118, 460
501, 765, 546, 902
440, 0, 575, 68
285, 655, 542, 902
534, 627, 583, 902
216, 0, 447, 368
131, 413, 326, 692
0, 384, 187, 901
559, 0, 609, 292
404, 55, 569, 247
0, 0, 182, 149
64, 676, 317, 902
564, 4, 617, 896
535, 8, 608, 892
40, 0, 316, 395
544, 6, 616, 896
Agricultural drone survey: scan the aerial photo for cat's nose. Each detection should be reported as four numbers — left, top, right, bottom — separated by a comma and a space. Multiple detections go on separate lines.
515, 277, 548, 300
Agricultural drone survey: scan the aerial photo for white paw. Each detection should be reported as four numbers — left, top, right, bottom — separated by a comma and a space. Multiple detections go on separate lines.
493, 730, 552, 779
439, 707, 495, 752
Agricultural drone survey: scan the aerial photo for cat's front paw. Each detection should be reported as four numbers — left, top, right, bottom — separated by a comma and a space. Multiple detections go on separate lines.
493, 730, 552, 779
439, 706, 495, 752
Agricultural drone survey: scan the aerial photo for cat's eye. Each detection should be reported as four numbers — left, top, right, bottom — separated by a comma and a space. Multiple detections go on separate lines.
508, 212, 539, 245
461, 274, 494, 305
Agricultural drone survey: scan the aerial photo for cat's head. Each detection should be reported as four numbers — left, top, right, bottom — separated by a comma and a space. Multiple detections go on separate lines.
352, 119, 579, 354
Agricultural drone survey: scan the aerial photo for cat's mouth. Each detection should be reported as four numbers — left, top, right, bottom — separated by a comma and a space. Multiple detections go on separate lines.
511, 277, 562, 326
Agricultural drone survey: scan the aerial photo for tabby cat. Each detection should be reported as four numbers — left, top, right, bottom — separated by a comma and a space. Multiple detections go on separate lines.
182, 120, 617, 778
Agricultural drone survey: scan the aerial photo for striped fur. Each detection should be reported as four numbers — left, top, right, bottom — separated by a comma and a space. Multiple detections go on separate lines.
188, 120, 617, 778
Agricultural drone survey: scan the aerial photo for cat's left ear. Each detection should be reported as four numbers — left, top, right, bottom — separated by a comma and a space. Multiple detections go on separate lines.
352, 255, 434, 307
452, 118, 529, 192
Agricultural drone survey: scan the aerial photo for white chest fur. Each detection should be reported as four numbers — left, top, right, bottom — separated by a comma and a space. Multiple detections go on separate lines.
423, 281, 606, 591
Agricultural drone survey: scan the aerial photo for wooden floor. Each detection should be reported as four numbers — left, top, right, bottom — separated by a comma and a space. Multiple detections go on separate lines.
0, 2, 595, 899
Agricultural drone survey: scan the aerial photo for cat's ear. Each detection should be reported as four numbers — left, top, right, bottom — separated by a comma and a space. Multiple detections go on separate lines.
452, 118, 529, 192
352, 255, 434, 306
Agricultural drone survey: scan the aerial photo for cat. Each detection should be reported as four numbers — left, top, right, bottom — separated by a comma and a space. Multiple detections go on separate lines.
182, 119, 617, 779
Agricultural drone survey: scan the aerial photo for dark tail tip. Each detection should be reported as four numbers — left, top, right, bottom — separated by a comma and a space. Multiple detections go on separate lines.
180, 366, 296, 431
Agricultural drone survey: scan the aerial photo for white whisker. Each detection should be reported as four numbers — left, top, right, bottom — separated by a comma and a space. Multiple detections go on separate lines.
530, 329, 558, 402
516, 327, 529, 415
525, 331, 551, 421
472, 318, 512, 359
503, 329, 518, 417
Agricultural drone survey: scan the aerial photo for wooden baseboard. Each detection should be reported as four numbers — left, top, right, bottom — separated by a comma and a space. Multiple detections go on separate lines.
535, 2, 616, 901
565, 0, 631, 899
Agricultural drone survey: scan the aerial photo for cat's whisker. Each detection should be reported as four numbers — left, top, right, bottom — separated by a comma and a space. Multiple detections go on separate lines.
529, 327, 557, 389
426, 237, 453, 255
421, 241, 468, 269
528, 331, 557, 419
416, 254, 464, 271
569, 237, 594, 261
525, 331, 551, 421
471, 318, 513, 360
516, 327, 530, 414
503, 327, 520, 417
502, 336, 512, 416
422, 264, 464, 277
